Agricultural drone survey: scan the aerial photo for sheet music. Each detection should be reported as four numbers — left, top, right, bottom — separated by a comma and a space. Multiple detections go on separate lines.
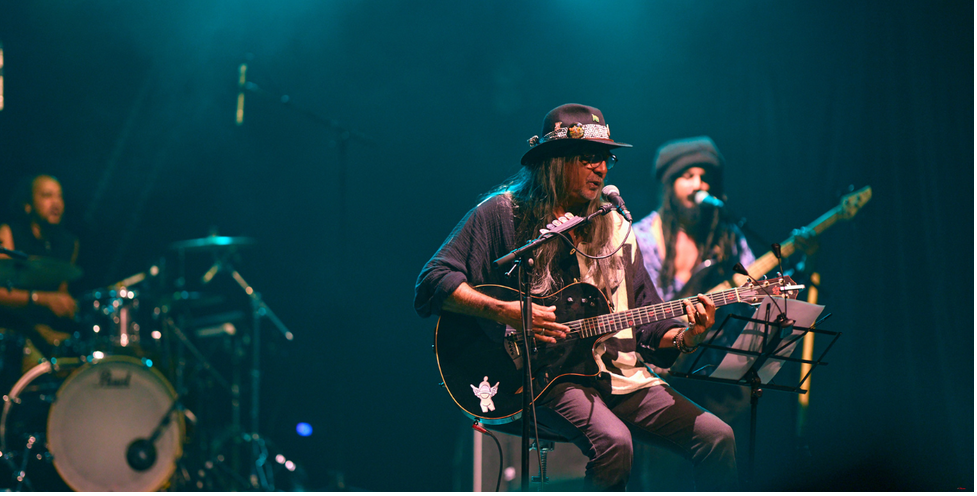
709, 296, 824, 382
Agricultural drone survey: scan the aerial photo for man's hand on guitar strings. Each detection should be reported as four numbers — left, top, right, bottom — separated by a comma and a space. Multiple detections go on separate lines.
682, 294, 716, 346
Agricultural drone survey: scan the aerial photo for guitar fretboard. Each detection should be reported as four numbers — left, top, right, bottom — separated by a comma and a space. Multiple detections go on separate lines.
565, 286, 750, 338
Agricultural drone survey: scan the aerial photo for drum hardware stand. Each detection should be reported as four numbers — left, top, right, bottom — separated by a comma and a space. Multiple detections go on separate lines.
669, 307, 839, 489
229, 264, 291, 491
2, 353, 66, 492
5, 432, 41, 491
164, 316, 232, 393
162, 315, 234, 489
183, 256, 293, 491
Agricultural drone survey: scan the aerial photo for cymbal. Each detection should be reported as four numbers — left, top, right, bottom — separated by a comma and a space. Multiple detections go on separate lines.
168, 236, 255, 252
0, 257, 83, 289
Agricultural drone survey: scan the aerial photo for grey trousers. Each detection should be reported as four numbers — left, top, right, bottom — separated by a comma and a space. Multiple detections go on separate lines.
535, 379, 739, 491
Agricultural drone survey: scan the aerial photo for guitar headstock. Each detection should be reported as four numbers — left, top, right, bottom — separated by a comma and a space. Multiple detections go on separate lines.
738, 275, 802, 304
838, 185, 872, 221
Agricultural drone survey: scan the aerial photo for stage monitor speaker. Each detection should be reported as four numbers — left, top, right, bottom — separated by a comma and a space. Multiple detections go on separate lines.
473, 430, 587, 491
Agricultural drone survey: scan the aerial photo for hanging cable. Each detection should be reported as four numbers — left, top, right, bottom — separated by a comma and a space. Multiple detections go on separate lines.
472, 422, 504, 492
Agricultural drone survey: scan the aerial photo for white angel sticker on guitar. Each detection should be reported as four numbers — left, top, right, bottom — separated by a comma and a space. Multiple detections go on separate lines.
471, 376, 499, 413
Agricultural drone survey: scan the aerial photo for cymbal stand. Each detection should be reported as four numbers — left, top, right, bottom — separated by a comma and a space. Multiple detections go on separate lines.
230, 265, 292, 490
200, 259, 292, 491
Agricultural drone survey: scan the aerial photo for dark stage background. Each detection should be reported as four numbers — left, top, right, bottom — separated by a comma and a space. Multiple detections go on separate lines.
0, 0, 972, 491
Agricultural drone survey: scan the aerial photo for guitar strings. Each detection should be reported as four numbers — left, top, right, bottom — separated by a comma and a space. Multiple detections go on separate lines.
565, 286, 750, 338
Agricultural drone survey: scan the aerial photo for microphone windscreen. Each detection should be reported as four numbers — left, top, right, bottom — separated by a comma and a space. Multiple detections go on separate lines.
733, 262, 749, 276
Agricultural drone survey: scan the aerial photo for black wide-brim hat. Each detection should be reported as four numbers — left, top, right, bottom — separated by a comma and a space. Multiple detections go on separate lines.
521, 103, 632, 166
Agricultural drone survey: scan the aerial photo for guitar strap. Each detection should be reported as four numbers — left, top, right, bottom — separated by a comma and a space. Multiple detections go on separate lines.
623, 243, 635, 311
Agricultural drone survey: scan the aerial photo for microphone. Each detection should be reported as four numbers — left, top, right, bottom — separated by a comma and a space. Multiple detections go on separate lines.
601, 185, 632, 222
733, 262, 794, 332
693, 190, 725, 209
126, 438, 157, 471
236, 63, 247, 125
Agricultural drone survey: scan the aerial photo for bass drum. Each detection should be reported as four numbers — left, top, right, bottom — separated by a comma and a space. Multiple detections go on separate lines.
0, 356, 184, 492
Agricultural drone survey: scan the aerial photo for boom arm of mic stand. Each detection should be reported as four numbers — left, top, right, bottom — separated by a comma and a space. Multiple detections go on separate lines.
493, 205, 612, 268
243, 82, 374, 145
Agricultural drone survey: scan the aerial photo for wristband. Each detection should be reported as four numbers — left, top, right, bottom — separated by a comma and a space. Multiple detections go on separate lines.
673, 323, 699, 354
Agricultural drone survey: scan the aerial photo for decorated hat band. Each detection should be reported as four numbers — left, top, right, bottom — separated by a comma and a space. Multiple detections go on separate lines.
520, 104, 630, 165
529, 123, 611, 147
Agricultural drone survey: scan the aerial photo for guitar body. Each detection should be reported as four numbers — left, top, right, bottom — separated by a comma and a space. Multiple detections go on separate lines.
435, 283, 610, 424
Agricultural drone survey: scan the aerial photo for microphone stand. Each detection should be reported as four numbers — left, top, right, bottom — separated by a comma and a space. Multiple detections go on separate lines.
698, 201, 772, 253
492, 206, 613, 491
240, 81, 374, 239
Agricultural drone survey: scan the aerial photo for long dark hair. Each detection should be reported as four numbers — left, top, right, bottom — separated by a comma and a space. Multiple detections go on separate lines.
657, 182, 737, 292
486, 157, 620, 295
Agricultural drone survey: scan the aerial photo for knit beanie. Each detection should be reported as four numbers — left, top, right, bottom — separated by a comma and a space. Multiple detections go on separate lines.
654, 136, 725, 193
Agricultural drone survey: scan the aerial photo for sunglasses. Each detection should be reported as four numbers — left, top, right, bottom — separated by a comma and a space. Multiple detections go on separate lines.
578, 151, 617, 170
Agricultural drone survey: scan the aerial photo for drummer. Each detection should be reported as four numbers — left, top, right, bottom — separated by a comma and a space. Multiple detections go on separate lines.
0, 174, 79, 348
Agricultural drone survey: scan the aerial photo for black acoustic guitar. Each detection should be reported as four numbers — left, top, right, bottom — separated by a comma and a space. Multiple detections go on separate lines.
434, 276, 798, 424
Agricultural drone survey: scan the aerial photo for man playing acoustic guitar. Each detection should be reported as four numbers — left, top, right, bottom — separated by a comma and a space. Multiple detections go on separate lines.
415, 104, 738, 490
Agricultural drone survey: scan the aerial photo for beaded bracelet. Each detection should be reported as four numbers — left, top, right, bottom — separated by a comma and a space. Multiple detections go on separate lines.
673, 323, 699, 354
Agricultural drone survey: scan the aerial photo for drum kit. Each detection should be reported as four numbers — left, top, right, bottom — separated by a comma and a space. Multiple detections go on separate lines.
0, 236, 301, 491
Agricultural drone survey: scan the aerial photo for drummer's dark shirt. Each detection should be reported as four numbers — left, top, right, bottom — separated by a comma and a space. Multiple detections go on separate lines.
1, 220, 78, 329
8, 220, 77, 276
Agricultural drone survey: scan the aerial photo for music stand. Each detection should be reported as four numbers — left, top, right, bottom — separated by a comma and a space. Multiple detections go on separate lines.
669, 297, 840, 488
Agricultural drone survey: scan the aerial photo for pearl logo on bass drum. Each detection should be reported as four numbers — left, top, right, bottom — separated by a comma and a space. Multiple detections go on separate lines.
98, 369, 133, 388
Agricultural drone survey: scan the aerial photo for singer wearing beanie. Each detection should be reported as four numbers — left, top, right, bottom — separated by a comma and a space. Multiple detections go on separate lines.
415, 106, 737, 491
633, 136, 755, 302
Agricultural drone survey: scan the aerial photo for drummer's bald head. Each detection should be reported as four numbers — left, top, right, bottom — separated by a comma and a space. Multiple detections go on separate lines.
10, 174, 62, 217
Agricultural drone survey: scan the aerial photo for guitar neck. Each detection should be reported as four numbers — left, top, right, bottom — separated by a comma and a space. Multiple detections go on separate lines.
565, 287, 747, 339
714, 202, 849, 292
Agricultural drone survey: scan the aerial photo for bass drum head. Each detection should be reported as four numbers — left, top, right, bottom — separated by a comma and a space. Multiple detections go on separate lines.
46, 355, 184, 492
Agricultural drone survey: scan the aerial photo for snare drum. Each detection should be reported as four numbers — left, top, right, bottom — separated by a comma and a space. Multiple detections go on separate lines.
0, 356, 184, 491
